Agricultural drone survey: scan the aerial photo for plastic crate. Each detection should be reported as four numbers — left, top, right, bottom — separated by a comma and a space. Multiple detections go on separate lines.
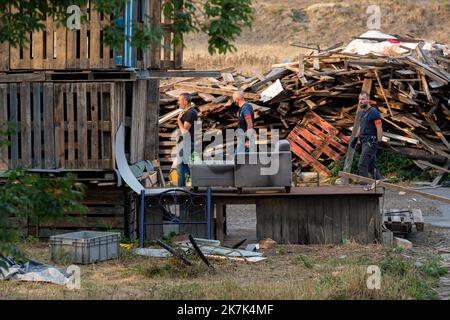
49, 231, 121, 264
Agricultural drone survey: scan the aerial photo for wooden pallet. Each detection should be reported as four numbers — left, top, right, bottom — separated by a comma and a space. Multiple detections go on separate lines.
2, 1, 183, 71
288, 111, 350, 176
0, 82, 56, 169
31, 185, 130, 238
0, 81, 151, 171
54, 82, 124, 169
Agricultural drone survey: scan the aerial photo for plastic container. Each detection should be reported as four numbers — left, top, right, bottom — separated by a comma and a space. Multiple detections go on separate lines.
49, 231, 121, 264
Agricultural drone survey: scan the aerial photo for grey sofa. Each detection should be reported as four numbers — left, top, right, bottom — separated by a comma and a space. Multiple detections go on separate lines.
190, 140, 292, 193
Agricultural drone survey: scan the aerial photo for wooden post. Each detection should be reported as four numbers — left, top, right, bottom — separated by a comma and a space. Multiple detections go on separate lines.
144, 79, 160, 160
342, 78, 373, 184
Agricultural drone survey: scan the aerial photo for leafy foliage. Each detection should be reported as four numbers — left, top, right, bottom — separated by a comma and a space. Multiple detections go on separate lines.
0, 168, 87, 265
0, 0, 254, 55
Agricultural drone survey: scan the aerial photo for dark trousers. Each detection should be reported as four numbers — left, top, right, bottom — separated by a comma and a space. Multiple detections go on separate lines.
358, 140, 382, 180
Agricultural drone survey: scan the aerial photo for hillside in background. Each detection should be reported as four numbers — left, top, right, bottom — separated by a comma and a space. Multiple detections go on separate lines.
183, 0, 450, 74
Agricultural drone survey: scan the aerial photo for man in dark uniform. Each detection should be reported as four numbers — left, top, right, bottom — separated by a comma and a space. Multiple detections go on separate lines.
232, 91, 255, 153
351, 90, 383, 179
176, 93, 198, 187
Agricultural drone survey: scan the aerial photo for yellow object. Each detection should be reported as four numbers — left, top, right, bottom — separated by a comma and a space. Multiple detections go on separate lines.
169, 169, 178, 185
120, 243, 135, 250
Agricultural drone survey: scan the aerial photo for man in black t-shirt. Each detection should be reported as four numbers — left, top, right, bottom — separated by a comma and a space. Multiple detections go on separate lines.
351, 90, 383, 179
176, 93, 198, 187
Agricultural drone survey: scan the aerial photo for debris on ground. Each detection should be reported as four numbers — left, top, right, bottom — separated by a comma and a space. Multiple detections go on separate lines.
394, 237, 414, 250
0, 257, 73, 286
136, 237, 267, 265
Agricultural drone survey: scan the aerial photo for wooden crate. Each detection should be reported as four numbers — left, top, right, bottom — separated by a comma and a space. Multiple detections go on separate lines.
2, 1, 183, 71
1, 80, 148, 171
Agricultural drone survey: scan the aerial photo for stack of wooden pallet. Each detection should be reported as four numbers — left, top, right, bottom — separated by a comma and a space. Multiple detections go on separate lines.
158, 35, 450, 178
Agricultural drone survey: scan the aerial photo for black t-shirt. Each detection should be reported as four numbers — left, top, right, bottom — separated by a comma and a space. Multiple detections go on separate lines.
180, 107, 198, 144
359, 106, 381, 142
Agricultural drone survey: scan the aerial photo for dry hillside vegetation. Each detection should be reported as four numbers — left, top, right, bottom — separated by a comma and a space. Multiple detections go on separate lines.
184, 0, 450, 74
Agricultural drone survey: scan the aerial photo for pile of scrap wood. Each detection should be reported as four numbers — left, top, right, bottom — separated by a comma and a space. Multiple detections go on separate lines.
158, 32, 450, 178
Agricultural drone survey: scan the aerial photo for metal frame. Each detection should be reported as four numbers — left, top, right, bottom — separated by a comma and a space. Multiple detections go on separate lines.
139, 188, 212, 247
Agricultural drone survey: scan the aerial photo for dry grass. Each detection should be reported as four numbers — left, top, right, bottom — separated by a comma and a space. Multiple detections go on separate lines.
0, 240, 444, 300
183, 43, 302, 75
183, 0, 450, 75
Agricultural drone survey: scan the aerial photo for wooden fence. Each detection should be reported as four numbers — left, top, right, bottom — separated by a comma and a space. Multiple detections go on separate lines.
0, 0, 183, 71
0, 80, 147, 170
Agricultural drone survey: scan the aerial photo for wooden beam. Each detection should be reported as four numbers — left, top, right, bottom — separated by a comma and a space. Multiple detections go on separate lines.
144, 79, 160, 160
0, 73, 46, 83
339, 171, 450, 205
174, 83, 260, 100
374, 70, 393, 116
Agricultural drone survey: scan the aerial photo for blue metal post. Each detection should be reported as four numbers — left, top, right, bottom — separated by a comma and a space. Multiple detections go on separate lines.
139, 189, 145, 248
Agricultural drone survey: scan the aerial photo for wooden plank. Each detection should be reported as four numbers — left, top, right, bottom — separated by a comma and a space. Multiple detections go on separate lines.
66, 84, 75, 168
43, 83, 55, 168
66, 29, 77, 69
296, 197, 307, 244
90, 8, 101, 69
0, 84, 8, 169
340, 196, 350, 242
54, 84, 65, 168
424, 115, 450, 150
323, 198, 334, 244
288, 198, 299, 244
358, 196, 369, 243
339, 171, 450, 205
366, 196, 377, 243
331, 197, 341, 244
416, 160, 450, 173
144, 79, 160, 160
77, 83, 88, 168
90, 83, 99, 168
174, 83, 260, 100
32, 28, 44, 69
281, 198, 290, 244
148, 0, 162, 68
101, 83, 113, 167
348, 191, 359, 242
0, 73, 46, 83
20, 83, 32, 167
79, 13, 89, 69
10, 37, 31, 70
8, 84, 18, 168
0, 42, 9, 71
32, 83, 42, 168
